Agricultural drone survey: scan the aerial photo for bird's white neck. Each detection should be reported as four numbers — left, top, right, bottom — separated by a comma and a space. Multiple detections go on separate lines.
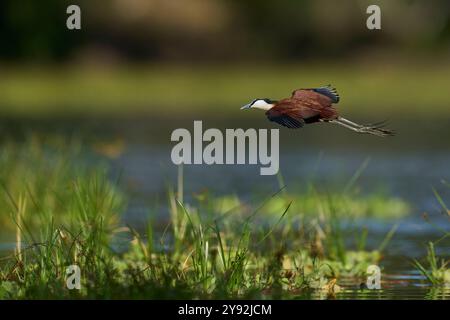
252, 103, 274, 111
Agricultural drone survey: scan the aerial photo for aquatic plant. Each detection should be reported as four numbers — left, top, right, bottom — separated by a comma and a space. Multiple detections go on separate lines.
413, 242, 450, 286
413, 187, 450, 286
0, 141, 411, 299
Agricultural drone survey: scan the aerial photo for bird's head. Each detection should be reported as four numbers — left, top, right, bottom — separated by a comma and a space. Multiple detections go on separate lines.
241, 98, 276, 111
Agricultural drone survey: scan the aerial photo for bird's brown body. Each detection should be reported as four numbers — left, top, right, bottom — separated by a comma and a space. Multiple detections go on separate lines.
252, 85, 394, 137
266, 88, 339, 128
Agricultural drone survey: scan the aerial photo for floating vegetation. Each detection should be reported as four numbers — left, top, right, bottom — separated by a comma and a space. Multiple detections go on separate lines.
208, 192, 409, 220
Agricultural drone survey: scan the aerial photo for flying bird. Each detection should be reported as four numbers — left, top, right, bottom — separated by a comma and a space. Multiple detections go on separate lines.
241, 85, 394, 137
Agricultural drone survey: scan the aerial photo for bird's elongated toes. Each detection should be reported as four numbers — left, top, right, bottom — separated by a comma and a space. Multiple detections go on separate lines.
359, 125, 395, 137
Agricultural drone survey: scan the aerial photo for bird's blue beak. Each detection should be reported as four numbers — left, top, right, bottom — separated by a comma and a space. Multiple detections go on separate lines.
240, 103, 251, 110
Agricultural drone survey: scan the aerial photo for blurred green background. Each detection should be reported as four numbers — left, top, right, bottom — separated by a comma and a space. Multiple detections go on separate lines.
0, 0, 449, 119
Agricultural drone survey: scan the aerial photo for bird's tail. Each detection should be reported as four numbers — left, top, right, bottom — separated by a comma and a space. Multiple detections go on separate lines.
330, 117, 395, 137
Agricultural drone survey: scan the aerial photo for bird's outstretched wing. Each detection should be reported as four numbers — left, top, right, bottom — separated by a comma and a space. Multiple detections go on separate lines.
291, 85, 340, 104
265, 101, 319, 129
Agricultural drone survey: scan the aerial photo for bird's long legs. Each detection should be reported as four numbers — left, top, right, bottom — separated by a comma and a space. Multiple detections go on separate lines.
329, 119, 360, 131
339, 117, 388, 130
337, 117, 362, 128
327, 117, 394, 137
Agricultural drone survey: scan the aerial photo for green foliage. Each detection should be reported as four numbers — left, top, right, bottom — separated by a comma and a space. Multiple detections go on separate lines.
0, 137, 122, 233
0, 140, 409, 299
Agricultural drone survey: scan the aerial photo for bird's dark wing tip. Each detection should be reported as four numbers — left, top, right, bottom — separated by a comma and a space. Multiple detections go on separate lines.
266, 114, 305, 129
313, 85, 340, 103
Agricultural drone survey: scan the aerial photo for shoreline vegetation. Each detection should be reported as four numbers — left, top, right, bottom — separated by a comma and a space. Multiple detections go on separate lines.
0, 138, 448, 299
0, 61, 449, 117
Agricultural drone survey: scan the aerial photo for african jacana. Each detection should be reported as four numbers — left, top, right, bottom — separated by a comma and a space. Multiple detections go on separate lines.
241, 85, 394, 137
